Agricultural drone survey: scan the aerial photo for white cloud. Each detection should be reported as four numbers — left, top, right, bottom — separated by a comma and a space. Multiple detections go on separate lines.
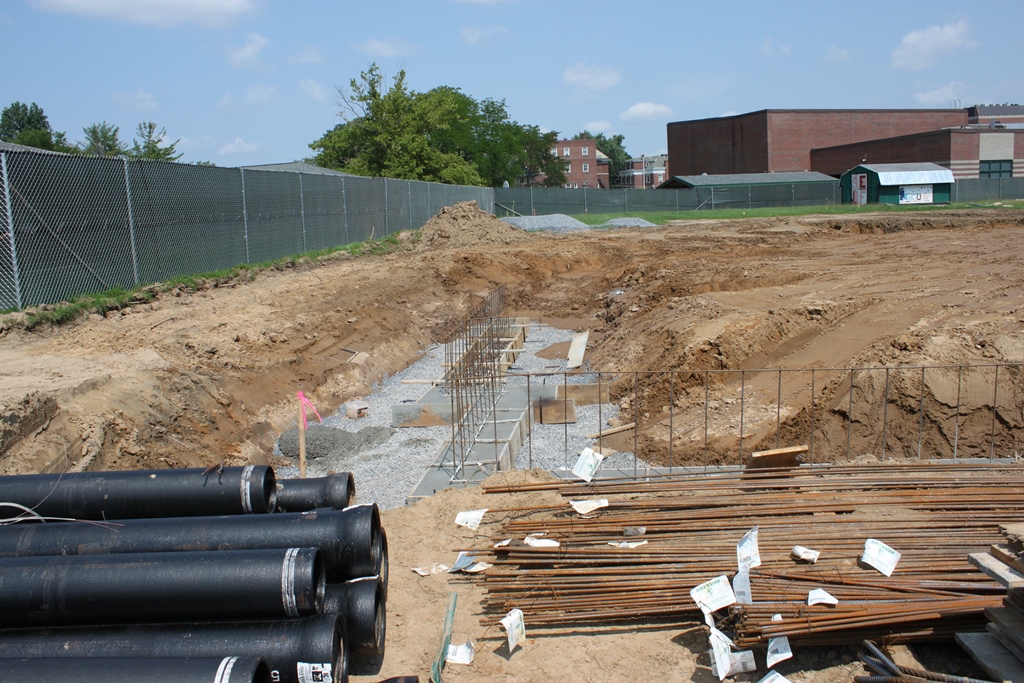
176, 134, 216, 151
460, 25, 508, 46
113, 88, 158, 112
299, 79, 329, 104
217, 92, 235, 110
913, 80, 964, 106
218, 138, 257, 154
620, 102, 673, 121
351, 38, 418, 58
583, 120, 611, 134
229, 32, 268, 68
562, 62, 621, 98
245, 83, 276, 106
758, 38, 792, 58
825, 45, 850, 63
288, 47, 324, 65
892, 19, 975, 71
30, 0, 256, 27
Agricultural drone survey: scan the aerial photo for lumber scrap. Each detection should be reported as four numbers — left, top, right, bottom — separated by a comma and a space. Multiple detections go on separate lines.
971, 552, 1024, 589
566, 331, 589, 369
746, 444, 808, 469
956, 632, 1024, 683
988, 622, 1024, 669
533, 398, 577, 425
991, 544, 1024, 575
586, 422, 635, 439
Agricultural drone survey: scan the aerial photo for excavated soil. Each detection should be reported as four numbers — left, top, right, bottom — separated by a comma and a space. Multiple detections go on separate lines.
2, 204, 1024, 681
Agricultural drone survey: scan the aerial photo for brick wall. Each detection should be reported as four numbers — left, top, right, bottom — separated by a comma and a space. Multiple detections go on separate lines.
551, 139, 609, 189
811, 131, 953, 177
668, 109, 968, 176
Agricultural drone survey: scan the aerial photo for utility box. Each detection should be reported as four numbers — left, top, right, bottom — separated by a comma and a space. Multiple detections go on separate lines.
841, 162, 954, 205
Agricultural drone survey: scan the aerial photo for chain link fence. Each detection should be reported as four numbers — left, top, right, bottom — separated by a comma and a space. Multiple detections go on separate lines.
0, 151, 493, 310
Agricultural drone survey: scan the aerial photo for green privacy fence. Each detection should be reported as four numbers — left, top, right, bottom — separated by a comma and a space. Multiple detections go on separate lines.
0, 151, 492, 309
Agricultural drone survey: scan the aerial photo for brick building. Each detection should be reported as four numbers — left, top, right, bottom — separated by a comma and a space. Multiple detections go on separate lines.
546, 139, 610, 188
967, 104, 1024, 126
617, 154, 669, 189
666, 109, 968, 176
810, 128, 1024, 179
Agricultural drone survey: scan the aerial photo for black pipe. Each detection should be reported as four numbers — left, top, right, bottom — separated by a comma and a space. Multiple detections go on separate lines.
0, 504, 381, 582
276, 473, 356, 512
0, 657, 271, 683
0, 465, 277, 520
0, 547, 324, 627
323, 578, 386, 657
0, 614, 347, 683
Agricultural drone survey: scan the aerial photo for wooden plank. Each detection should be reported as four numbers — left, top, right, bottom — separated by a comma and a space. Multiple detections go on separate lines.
1010, 587, 1024, 609
566, 331, 589, 369
956, 632, 1024, 683
991, 544, 1024, 575
533, 398, 577, 425
1001, 523, 1024, 552
971, 552, 1024, 589
746, 444, 808, 469
556, 383, 610, 405
987, 607, 1024, 653
988, 623, 1024, 668
586, 422, 636, 439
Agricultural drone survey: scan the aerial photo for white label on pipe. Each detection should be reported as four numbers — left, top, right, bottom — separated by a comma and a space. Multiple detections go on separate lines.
767, 635, 793, 667
807, 588, 839, 606
454, 508, 488, 530
500, 608, 526, 652
446, 639, 475, 665
571, 447, 604, 482
709, 627, 732, 681
861, 538, 901, 577
757, 669, 794, 683
690, 575, 737, 614
570, 499, 609, 515
711, 650, 757, 678
791, 545, 820, 563
733, 568, 752, 605
737, 526, 762, 571
296, 662, 332, 683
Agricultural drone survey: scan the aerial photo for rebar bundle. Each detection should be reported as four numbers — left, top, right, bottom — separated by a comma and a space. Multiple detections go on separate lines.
471, 463, 1024, 646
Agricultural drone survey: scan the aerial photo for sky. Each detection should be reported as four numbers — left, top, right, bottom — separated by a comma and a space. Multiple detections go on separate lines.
1, 0, 1021, 169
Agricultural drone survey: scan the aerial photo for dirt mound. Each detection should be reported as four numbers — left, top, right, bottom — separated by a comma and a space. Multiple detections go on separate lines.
415, 200, 533, 250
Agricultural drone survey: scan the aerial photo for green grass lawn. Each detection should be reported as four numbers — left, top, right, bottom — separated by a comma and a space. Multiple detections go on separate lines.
570, 200, 1024, 226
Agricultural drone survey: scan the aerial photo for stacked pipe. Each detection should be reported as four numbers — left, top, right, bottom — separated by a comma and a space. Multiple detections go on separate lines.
470, 462, 1024, 647
0, 466, 387, 683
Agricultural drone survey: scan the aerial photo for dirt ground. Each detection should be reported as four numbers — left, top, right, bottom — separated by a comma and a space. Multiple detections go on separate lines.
2, 203, 1024, 681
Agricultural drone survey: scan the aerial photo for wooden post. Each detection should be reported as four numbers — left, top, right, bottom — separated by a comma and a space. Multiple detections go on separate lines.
298, 401, 307, 479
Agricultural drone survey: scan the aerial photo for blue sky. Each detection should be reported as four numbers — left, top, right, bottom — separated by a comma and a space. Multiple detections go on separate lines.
2, 1, 1021, 169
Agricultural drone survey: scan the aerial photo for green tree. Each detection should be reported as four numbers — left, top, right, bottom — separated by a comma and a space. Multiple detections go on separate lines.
129, 121, 182, 161
0, 101, 50, 142
80, 121, 127, 157
574, 130, 630, 181
521, 126, 566, 187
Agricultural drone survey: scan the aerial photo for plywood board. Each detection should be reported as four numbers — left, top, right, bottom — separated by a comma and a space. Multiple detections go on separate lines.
991, 544, 1024, 575
556, 383, 610, 405
566, 331, 589, 369
956, 631, 1024, 683
971, 553, 1024, 589
533, 398, 577, 424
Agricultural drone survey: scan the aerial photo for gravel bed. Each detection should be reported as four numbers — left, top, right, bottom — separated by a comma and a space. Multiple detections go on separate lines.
500, 214, 590, 233
275, 324, 647, 509
598, 217, 657, 228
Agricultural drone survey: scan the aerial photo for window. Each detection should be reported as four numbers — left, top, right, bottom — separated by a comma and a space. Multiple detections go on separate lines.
551, 147, 558, 157
563, 146, 570, 157
582, 163, 590, 173
573, 183, 578, 188
566, 163, 571, 173
564, 183, 572, 188
979, 160, 1013, 178
582, 146, 589, 156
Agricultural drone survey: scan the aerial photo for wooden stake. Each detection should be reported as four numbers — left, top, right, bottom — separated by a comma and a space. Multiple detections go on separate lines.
298, 401, 307, 479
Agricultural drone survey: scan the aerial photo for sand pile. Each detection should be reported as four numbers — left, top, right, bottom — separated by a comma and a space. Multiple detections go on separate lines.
415, 201, 533, 250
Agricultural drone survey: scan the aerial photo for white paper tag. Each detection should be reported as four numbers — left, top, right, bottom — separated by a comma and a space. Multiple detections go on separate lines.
766, 635, 793, 667
709, 627, 733, 681
756, 669, 793, 683
807, 588, 839, 606
737, 527, 762, 571
412, 567, 429, 577
454, 509, 487, 530
861, 538, 901, 577
570, 499, 609, 515
623, 526, 646, 536
296, 662, 332, 683
791, 545, 820, 563
608, 540, 648, 549
733, 568, 752, 605
446, 639, 475, 665
500, 608, 526, 652
712, 650, 757, 677
690, 575, 737, 614
571, 447, 605, 482
523, 536, 559, 548
494, 539, 511, 548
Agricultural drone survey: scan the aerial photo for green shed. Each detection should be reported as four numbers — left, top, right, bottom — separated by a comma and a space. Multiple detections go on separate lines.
840, 162, 954, 205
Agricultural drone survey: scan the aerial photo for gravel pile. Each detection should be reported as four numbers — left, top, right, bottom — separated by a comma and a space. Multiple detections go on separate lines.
598, 217, 657, 228
275, 323, 647, 509
500, 214, 590, 233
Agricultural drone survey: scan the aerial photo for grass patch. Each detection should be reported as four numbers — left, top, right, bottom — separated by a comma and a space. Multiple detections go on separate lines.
3, 231, 412, 331
570, 201, 1024, 226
